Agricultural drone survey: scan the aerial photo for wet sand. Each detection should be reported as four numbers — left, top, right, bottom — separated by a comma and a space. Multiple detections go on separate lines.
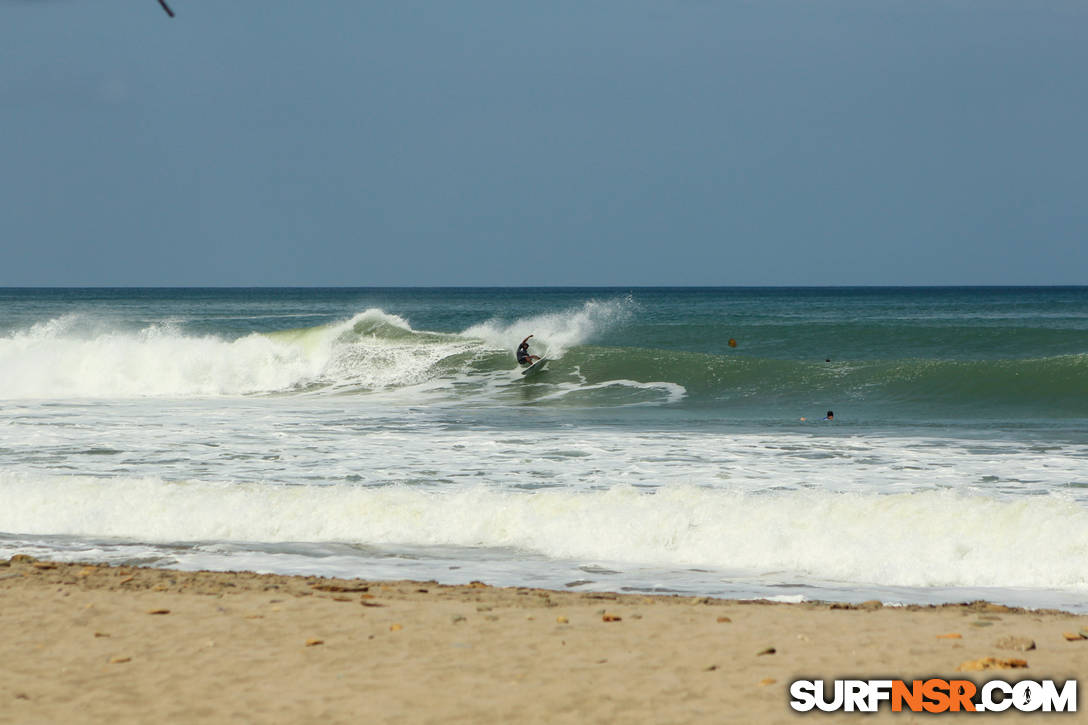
2, 556, 1086, 724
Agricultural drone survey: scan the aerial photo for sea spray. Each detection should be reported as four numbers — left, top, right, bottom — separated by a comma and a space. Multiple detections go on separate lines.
461, 297, 636, 357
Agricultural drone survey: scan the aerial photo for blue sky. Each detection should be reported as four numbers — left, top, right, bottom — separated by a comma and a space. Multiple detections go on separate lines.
2, 0, 1086, 285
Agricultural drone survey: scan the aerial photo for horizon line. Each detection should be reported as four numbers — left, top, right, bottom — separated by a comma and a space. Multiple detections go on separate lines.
1, 283, 1086, 290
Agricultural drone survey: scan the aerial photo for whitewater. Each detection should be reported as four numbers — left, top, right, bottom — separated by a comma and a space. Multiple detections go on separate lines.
1, 287, 1086, 610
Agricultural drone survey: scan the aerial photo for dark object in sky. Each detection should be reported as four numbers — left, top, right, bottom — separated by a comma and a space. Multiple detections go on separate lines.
157, 0, 174, 17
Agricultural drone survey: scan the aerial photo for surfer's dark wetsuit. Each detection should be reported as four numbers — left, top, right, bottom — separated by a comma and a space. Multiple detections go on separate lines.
517, 334, 539, 365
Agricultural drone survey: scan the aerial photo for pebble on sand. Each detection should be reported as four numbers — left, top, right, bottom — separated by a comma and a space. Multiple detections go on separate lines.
956, 657, 1028, 672
312, 584, 369, 593
305, 639, 324, 647
995, 636, 1036, 651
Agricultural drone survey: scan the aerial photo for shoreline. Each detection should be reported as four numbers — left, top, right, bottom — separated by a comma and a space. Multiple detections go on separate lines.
3, 556, 1087, 723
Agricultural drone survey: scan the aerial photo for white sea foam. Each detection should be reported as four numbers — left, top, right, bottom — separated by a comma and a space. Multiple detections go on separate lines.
316, 310, 480, 391
530, 379, 687, 406
3, 471, 1086, 591
0, 315, 323, 398
0, 310, 471, 399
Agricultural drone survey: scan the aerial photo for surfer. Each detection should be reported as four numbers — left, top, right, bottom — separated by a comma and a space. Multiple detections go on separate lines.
516, 335, 541, 365
823, 410, 834, 421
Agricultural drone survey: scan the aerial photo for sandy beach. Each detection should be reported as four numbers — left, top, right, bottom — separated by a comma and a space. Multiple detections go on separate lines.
1, 556, 1085, 724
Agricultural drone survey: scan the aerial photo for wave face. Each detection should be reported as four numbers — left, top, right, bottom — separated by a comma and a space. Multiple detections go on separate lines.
559, 349, 1088, 415
3, 472, 1087, 591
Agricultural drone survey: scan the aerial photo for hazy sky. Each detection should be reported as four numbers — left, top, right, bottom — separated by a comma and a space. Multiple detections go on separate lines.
2, 0, 1086, 285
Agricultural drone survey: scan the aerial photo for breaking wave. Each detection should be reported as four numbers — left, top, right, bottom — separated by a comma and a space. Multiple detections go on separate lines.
0, 301, 632, 399
3, 472, 1087, 591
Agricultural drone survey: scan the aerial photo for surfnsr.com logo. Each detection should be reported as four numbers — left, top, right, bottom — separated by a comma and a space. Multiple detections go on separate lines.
789, 678, 1077, 713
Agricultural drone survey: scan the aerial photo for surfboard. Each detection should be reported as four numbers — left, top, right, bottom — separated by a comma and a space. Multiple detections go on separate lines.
519, 357, 548, 376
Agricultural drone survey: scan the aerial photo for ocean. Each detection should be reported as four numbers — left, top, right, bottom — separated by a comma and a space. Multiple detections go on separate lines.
1, 287, 1086, 610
